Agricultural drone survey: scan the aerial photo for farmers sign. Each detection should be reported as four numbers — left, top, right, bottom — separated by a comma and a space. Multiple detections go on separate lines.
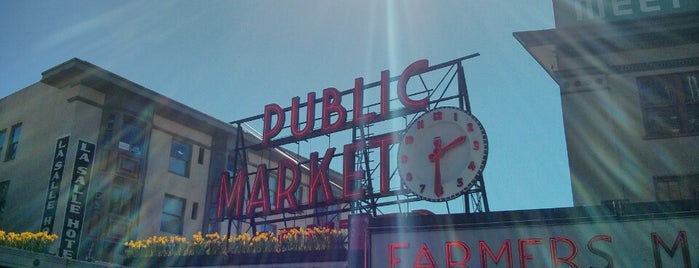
367, 203, 698, 268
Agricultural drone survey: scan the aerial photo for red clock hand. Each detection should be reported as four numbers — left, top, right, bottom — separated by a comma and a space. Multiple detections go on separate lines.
427, 137, 445, 197
441, 136, 466, 155
429, 136, 466, 161
434, 157, 443, 197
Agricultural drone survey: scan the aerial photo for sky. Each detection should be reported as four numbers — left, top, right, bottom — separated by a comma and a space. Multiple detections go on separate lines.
0, 0, 572, 212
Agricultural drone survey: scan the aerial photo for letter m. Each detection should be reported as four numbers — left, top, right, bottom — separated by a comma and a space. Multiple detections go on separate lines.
479, 240, 513, 267
217, 170, 246, 220
651, 231, 691, 268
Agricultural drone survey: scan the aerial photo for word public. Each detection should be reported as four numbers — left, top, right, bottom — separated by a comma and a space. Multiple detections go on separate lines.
218, 59, 434, 219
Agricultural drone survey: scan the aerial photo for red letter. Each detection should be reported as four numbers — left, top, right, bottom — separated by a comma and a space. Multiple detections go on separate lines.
651, 231, 690, 268
414, 243, 438, 268
275, 159, 300, 212
291, 92, 315, 139
397, 59, 430, 111
217, 170, 246, 219
263, 104, 285, 147
479, 240, 512, 268
446, 241, 470, 268
587, 235, 613, 268
550, 237, 578, 267
309, 148, 335, 205
342, 141, 364, 200
321, 87, 347, 133
368, 133, 397, 193
246, 164, 271, 215
353, 77, 377, 124
390, 243, 410, 268
518, 238, 541, 268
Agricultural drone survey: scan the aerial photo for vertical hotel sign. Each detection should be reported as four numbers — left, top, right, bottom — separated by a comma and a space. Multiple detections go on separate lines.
40, 136, 69, 233
59, 140, 95, 259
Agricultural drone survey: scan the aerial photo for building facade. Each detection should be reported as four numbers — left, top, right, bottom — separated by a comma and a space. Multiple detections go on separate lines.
0, 58, 341, 262
515, 0, 699, 206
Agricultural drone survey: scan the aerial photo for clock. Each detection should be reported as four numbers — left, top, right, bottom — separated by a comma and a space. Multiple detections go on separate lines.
397, 107, 488, 202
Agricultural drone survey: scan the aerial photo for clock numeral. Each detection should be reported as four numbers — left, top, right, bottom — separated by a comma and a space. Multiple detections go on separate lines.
453, 112, 458, 121
419, 184, 426, 193
433, 111, 443, 121
405, 172, 413, 182
467, 123, 474, 133
457, 178, 464, 188
468, 161, 476, 171
417, 120, 425, 129
405, 135, 414, 144
473, 141, 480, 151
401, 155, 409, 164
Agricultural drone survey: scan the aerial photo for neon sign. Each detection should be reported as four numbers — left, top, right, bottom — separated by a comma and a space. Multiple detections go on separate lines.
218, 56, 478, 220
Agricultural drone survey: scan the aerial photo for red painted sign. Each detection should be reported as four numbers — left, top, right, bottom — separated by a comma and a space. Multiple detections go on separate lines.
218, 59, 440, 220
261, 59, 430, 147
370, 213, 698, 268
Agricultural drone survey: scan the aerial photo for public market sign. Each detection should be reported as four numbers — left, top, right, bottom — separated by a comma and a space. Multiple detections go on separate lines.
369, 209, 697, 267
218, 57, 477, 220
554, 0, 699, 27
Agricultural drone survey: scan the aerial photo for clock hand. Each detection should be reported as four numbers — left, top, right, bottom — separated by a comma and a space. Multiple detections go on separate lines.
429, 136, 466, 161
427, 136, 464, 197
434, 157, 443, 197
427, 137, 445, 197
441, 136, 466, 154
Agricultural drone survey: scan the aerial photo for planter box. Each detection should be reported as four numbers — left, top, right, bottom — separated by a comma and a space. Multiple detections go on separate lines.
229, 249, 347, 265
123, 254, 226, 267
123, 249, 347, 267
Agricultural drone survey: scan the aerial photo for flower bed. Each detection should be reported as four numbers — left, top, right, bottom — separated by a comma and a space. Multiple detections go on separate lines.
0, 230, 58, 253
124, 227, 347, 258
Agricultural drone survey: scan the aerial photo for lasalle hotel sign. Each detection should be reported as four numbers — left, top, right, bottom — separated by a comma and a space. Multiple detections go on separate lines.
40, 137, 96, 259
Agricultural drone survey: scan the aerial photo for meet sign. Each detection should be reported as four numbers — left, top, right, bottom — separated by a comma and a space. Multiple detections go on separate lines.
553, 0, 699, 28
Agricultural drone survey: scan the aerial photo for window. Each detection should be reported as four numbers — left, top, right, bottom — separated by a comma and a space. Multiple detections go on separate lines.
0, 130, 6, 159
169, 140, 191, 177
197, 147, 205, 164
5, 124, 21, 161
0, 181, 9, 222
160, 194, 185, 234
191, 202, 198, 220
269, 175, 277, 208
295, 186, 304, 203
119, 157, 139, 175
109, 183, 134, 216
655, 174, 699, 201
119, 115, 145, 156
259, 223, 276, 233
637, 71, 699, 138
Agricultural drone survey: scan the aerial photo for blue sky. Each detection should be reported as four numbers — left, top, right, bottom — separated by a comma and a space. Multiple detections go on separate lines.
0, 0, 571, 212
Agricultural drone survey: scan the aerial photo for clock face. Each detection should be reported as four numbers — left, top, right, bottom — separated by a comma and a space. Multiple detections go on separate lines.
397, 107, 488, 201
